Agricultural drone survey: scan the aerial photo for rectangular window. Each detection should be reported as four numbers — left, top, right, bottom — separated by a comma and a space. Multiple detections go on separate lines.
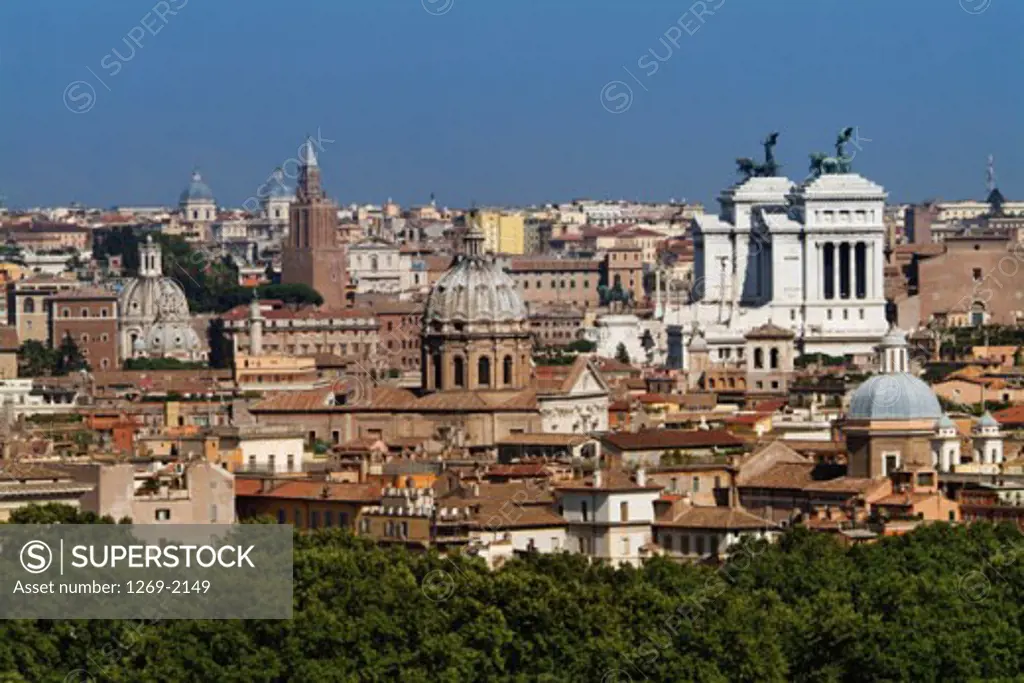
622, 537, 630, 557
209, 504, 218, 523
695, 535, 704, 555
294, 508, 303, 527
277, 509, 286, 524
620, 501, 629, 522
310, 511, 320, 528
155, 509, 170, 521
324, 511, 333, 527
681, 534, 690, 555
710, 535, 720, 555
973, 267, 983, 282
581, 501, 589, 522
692, 477, 700, 492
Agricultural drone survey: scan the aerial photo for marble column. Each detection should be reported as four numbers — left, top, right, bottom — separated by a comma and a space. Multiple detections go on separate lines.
832, 243, 840, 301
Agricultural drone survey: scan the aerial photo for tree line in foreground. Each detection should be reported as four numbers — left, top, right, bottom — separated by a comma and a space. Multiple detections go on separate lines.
1, 505, 1024, 681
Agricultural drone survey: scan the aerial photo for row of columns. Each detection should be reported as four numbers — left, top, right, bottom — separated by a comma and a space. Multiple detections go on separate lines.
813, 240, 878, 301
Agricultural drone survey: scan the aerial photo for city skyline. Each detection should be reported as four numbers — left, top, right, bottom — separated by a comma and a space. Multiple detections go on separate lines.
0, 1, 1021, 209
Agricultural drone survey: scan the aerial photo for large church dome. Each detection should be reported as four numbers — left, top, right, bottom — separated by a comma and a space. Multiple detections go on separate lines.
118, 236, 204, 361
424, 228, 527, 325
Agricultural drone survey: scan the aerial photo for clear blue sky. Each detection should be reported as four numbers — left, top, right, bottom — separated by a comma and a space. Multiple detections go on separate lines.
0, 0, 1019, 210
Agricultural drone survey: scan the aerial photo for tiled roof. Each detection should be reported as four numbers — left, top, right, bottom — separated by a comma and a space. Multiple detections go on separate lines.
556, 469, 662, 493
497, 433, 591, 447
993, 405, 1024, 426
414, 389, 538, 411
239, 479, 383, 503
802, 477, 884, 494
656, 504, 777, 530
603, 429, 743, 451
0, 463, 74, 480
252, 386, 335, 411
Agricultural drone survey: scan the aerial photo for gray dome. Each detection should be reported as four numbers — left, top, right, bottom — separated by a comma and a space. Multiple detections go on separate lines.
179, 170, 215, 203
424, 253, 527, 324
936, 413, 956, 430
978, 411, 999, 428
848, 373, 942, 421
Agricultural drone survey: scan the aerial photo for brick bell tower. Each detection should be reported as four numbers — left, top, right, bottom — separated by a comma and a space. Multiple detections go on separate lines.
282, 137, 348, 308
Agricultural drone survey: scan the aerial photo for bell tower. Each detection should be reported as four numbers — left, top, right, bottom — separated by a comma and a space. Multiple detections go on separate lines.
282, 137, 348, 308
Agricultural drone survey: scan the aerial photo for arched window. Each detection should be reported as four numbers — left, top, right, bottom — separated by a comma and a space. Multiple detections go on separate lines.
708, 378, 716, 389
23, 298, 34, 314
453, 356, 465, 388
503, 355, 513, 385
770, 348, 779, 370
80, 308, 89, 318
478, 356, 491, 387
61, 308, 70, 318
754, 348, 764, 369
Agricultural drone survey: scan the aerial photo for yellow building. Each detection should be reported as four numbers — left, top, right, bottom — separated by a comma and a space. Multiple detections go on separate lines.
468, 209, 525, 255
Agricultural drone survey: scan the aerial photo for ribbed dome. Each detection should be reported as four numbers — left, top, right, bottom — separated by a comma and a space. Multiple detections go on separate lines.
424, 254, 527, 324
179, 170, 215, 203
848, 373, 942, 421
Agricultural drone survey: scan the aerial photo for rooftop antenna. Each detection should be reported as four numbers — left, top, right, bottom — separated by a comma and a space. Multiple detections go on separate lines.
987, 154, 996, 193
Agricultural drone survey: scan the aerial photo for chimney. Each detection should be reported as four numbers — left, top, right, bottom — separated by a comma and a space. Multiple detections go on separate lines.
358, 458, 368, 484
260, 477, 275, 494
593, 469, 603, 488
635, 467, 647, 487
472, 483, 480, 498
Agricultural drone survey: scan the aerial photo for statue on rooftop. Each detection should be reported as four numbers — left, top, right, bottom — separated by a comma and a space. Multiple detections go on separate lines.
808, 127, 856, 178
736, 132, 781, 180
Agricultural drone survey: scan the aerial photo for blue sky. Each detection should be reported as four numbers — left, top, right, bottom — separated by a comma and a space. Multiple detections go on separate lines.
0, 0, 1019, 210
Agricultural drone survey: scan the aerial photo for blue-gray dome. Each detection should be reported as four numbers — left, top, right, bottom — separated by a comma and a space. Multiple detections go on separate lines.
848, 373, 942, 421
179, 170, 215, 203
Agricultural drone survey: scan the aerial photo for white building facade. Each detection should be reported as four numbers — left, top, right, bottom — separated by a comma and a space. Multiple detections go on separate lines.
665, 174, 890, 366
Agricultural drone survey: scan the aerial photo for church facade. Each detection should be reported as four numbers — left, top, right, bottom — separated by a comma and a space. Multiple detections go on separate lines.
666, 172, 890, 367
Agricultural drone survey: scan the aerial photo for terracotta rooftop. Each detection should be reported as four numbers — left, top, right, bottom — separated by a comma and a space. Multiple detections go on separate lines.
497, 433, 592, 447
556, 469, 662, 493
238, 479, 383, 503
993, 405, 1024, 426
656, 504, 777, 531
603, 428, 743, 451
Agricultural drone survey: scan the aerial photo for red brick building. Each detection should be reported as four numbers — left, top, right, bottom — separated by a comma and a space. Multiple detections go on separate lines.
49, 287, 119, 371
